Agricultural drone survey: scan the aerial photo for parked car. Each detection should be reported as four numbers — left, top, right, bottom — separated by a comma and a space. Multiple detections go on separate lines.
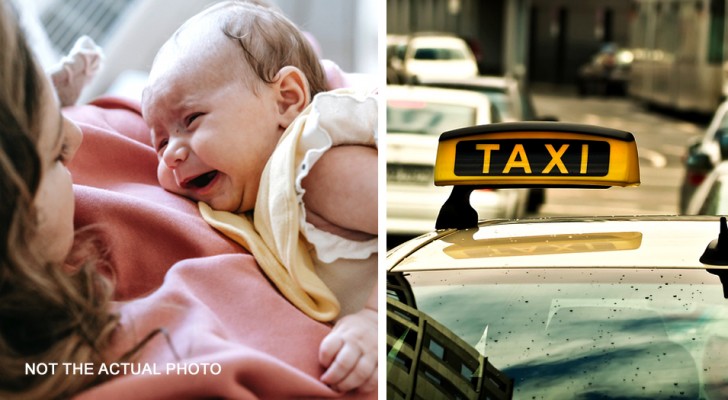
679, 99, 728, 213
417, 76, 551, 122
387, 122, 728, 399
417, 75, 559, 212
387, 85, 530, 237
686, 160, 728, 215
577, 43, 633, 96
400, 32, 479, 81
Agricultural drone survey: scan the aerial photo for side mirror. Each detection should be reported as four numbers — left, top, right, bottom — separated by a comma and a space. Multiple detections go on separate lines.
686, 137, 701, 154
686, 152, 713, 171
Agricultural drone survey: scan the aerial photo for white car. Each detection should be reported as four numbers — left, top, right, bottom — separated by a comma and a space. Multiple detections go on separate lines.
417, 75, 550, 122
402, 33, 479, 81
680, 99, 728, 213
686, 160, 728, 215
387, 85, 529, 236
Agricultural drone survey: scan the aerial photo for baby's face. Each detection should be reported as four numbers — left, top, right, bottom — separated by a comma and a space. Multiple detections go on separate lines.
142, 23, 285, 213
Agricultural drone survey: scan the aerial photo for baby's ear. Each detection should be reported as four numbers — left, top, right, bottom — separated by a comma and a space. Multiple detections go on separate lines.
274, 66, 310, 127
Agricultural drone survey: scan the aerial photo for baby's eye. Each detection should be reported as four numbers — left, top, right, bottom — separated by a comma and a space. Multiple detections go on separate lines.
156, 138, 168, 153
184, 112, 203, 127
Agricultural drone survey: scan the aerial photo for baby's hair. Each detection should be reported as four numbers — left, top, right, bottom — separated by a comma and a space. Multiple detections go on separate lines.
199, 0, 327, 97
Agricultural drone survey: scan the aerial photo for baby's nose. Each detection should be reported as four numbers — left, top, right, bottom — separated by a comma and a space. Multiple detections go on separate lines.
161, 138, 189, 168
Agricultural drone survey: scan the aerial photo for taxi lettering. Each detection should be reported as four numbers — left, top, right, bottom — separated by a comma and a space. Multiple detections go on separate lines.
456, 139, 610, 177
483, 241, 618, 257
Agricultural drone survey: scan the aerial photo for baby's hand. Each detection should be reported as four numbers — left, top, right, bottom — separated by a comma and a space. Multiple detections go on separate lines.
319, 308, 377, 393
49, 36, 103, 106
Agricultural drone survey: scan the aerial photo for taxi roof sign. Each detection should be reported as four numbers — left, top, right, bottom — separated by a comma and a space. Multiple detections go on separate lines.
434, 122, 641, 229
435, 122, 640, 187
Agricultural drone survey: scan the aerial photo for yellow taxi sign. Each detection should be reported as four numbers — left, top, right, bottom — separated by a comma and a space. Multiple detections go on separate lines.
434, 122, 640, 187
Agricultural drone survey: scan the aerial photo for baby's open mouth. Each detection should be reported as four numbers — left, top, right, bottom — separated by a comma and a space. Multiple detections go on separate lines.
183, 171, 218, 189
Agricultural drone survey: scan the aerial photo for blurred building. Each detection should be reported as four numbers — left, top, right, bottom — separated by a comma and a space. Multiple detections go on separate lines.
387, 0, 632, 86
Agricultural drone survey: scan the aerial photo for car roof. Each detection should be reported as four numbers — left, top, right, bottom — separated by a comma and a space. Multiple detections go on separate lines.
387, 85, 496, 130
409, 31, 459, 39
386, 34, 408, 45
388, 216, 726, 272
387, 84, 494, 108
407, 34, 469, 48
417, 75, 516, 90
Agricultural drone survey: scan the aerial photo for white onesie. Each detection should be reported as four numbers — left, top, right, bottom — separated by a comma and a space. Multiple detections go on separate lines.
294, 89, 378, 262
294, 89, 378, 316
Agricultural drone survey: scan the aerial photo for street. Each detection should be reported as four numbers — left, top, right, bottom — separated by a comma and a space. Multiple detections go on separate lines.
530, 85, 707, 216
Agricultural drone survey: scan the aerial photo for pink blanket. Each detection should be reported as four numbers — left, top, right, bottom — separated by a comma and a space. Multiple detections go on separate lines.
63, 97, 375, 399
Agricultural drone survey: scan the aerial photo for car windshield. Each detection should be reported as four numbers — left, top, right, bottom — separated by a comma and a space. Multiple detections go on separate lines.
389, 268, 728, 399
414, 47, 467, 60
387, 100, 477, 135
479, 91, 515, 121
423, 83, 521, 121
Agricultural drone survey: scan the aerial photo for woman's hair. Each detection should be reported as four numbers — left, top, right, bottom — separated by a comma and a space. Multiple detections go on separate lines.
0, 1, 119, 398
203, 0, 327, 98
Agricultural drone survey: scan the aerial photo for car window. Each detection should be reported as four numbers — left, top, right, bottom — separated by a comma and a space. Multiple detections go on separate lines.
387, 100, 478, 135
413, 47, 467, 60
518, 88, 538, 120
482, 91, 514, 121
490, 103, 502, 123
389, 268, 728, 398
